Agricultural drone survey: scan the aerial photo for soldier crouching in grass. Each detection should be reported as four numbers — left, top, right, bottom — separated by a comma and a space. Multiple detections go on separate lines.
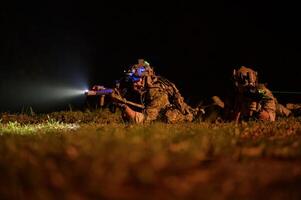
111, 59, 204, 124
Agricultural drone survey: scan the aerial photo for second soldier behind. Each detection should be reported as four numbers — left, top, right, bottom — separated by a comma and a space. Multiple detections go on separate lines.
217, 66, 277, 122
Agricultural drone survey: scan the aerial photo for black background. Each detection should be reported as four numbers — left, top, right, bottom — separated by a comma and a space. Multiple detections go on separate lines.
0, 1, 300, 113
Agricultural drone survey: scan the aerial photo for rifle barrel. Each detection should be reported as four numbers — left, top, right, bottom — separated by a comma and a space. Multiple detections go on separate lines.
272, 91, 301, 95
85, 89, 114, 96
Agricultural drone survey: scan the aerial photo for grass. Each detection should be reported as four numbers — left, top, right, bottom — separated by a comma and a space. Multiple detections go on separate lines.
0, 111, 301, 200
0, 120, 79, 135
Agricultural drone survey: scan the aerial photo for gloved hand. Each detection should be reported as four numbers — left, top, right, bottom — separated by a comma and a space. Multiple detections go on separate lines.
110, 89, 124, 103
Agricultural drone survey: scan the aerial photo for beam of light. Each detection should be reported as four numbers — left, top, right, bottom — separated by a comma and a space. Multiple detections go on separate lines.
1, 79, 90, 113
49, 87, 89, 98
21, 84, 89, 103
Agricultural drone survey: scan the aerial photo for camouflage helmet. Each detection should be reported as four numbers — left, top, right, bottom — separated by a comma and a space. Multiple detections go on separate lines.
125, 59, 155, 83
233, 66, 258, 87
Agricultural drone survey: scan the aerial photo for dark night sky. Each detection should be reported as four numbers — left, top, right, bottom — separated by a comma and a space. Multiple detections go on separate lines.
0, 1, 300, 112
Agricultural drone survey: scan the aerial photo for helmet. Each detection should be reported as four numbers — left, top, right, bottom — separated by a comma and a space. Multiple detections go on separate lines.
124, 59, 154, 83
233, 66, 258, 87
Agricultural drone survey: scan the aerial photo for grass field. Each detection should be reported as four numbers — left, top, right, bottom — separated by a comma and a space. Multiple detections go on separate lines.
1, 110, 301, 200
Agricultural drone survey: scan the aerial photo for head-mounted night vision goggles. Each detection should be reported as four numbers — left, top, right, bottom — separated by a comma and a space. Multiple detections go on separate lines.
124, 59, 153, 83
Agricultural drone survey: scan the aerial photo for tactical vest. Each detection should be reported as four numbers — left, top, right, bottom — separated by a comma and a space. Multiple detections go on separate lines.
155, 76, 195, 115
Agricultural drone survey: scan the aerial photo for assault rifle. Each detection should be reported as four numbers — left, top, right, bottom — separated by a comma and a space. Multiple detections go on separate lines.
84, 85, 145, 109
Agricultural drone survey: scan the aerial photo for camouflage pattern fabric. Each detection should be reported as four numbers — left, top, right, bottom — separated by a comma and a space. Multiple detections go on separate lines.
286, 103, 301, 110
133, 78, 195, 124
232, 84, 276, 121
256, 85, 277, 121
276, 103, 292, 117
286, 103, 301, 117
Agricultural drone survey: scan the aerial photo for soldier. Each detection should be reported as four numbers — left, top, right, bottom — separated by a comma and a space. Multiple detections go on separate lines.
223, 66, 277, 122
206, 92, 292, 122
113, 59, 201, 123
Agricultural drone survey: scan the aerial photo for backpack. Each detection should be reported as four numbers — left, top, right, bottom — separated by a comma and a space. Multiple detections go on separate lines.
155, 76, 195, 115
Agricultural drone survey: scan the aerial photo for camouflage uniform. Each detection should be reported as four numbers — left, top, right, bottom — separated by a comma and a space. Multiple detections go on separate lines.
225, 66, 277, 122
206, 93, 290, 122
121, 59, 197, 124
133, 76, 196, 123
286, 103, 301, 117
232, 84, 276, 121
276, 102, 292, 118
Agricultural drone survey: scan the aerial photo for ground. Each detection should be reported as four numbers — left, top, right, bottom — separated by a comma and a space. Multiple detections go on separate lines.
0, 110, 301, 200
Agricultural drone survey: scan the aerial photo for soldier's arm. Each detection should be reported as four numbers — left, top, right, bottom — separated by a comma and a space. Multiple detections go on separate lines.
120, 104, 145, 123
143, 89, 170, 123
259, 89, 276, 121
121, 89, 169, 123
